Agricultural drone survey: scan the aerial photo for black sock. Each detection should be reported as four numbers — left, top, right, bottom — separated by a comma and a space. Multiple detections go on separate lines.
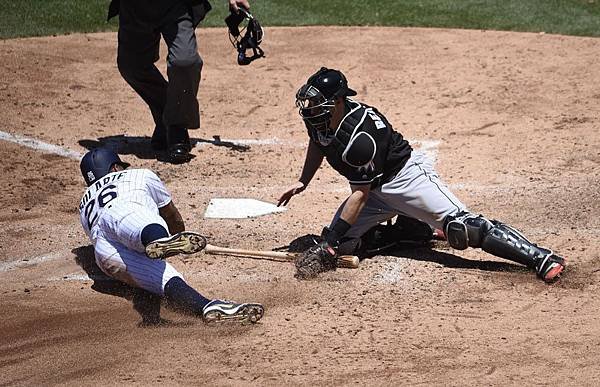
141, 223, 169, 247
163, 277, 210, 316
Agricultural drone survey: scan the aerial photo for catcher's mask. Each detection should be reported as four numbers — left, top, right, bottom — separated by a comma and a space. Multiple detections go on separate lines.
80, 147, 130, 186
225, 7, 265, 65
296, 67, 357, 145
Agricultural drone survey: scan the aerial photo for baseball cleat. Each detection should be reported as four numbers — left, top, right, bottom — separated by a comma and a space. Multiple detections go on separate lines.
145, 231, 207, 259
202, 299, 264, 324
535, 253, 566, 283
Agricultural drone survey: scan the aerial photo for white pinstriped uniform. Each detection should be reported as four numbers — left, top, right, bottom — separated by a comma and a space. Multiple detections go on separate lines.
78, 168, 183, 295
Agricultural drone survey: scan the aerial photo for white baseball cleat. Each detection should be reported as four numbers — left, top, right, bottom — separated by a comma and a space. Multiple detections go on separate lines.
145, 231, 207, 259
202, 299, 264, 324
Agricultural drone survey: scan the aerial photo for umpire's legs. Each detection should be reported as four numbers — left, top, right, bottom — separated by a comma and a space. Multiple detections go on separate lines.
116, 11, 168, 133
161, 12, 202, 130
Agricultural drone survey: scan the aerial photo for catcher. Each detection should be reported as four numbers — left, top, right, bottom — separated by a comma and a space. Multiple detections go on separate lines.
278, 67, 566, 282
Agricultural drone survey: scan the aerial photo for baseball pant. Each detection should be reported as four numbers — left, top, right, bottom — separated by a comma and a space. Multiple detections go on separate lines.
94, 202, 182, 296
331, 151, 467, 239
116, 1, 202, 131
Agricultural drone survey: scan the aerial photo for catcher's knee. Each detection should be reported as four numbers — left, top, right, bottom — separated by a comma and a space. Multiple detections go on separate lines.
444, 211, 493, 250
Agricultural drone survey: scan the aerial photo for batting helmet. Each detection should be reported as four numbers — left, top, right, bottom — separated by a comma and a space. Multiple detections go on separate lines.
296, 67, 357, 144
80, 147, 130, 186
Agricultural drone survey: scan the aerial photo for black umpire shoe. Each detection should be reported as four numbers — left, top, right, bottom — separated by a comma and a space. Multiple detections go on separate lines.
165, 126, 193, 163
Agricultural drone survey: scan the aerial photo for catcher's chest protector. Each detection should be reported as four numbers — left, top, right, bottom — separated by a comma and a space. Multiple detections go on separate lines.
318, 100, 410, 187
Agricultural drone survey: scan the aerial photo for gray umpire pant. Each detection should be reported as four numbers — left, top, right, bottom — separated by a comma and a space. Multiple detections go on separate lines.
116, 1, 202, 131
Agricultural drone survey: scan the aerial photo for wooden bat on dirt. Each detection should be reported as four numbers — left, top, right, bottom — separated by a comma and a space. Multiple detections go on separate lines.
204, 244, 360, 269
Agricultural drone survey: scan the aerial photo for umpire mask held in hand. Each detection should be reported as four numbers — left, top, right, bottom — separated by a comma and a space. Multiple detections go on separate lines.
225, 7, 265, 65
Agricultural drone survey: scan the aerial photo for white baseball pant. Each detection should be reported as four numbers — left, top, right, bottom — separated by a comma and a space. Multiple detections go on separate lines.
93, 202, 183, 295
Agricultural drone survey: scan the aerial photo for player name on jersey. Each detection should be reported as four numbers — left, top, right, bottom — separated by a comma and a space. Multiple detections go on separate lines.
79, 171, 127, 210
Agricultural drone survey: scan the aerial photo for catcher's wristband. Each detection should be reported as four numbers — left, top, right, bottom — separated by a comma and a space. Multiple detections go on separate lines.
326, 219, 352, 246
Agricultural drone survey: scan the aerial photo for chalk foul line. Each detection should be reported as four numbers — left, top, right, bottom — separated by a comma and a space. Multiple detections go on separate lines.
0, 251, 64, 273
0, 130, 82, 160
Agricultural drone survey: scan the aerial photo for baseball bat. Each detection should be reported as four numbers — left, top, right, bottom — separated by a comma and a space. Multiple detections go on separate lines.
204, 244, 360, 269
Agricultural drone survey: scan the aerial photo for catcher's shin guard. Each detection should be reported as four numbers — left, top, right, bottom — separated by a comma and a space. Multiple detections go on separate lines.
444, 212, 565, 274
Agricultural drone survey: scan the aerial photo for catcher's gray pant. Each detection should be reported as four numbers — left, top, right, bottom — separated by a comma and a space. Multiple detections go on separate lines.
331, 151, 467, 239
117, 1, 202, 130
94, 202, 183, 296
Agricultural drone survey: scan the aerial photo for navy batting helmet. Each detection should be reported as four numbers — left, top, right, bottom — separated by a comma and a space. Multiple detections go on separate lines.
80, 147, 130, 186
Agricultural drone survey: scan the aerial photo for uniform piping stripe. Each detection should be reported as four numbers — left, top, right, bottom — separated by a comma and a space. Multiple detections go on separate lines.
342, 132, 377, 168
349, 173, 383, 185
414, 162, 462, 213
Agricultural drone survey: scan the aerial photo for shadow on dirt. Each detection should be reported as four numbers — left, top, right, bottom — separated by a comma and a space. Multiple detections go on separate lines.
70, 245, 194, 327
78, 134, 250, 160
278, 234, 526, 274
383, 245, 527, 273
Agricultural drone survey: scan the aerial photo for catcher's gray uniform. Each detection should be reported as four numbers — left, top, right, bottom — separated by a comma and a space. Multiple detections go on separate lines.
293, 67, 566, 282
322, 100, 564, 281
330, 150, 465, 239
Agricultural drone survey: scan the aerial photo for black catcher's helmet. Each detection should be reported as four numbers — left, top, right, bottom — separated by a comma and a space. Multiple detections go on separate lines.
80, 147, 130, 186
295, 67, 357, 145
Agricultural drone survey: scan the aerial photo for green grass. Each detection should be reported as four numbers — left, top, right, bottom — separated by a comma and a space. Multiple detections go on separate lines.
1, 0, 600, 39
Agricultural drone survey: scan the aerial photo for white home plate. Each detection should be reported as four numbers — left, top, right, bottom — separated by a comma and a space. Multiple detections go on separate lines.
204, 198, 287, 219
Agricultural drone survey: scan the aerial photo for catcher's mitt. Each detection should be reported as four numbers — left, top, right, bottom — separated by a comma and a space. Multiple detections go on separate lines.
295, 241, 338, 280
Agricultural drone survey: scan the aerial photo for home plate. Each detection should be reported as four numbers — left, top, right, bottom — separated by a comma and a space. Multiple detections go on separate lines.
204, 198, 287, 219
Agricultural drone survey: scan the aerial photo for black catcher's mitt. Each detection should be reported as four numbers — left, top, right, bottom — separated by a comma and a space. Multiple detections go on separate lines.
295, 241, 338, 280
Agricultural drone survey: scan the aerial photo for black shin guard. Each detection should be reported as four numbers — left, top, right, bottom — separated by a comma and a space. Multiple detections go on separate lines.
445, 213, 550, 268
480, 222, 550, 268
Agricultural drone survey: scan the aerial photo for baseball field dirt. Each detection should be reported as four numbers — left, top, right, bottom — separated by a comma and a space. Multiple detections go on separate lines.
1, 27, 599, 385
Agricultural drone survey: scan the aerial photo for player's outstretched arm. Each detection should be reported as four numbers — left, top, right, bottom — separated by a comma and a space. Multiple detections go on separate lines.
159, 201, 185, 234
277, 140, 324, 206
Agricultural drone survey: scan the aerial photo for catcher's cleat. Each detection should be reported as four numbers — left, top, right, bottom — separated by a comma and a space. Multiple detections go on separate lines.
535, 253, 566, 283
145, 231, 207, 259
202, 300, 264, 324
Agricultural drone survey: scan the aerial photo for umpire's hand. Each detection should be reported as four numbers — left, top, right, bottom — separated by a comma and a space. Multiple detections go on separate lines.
229, 0, 250, 12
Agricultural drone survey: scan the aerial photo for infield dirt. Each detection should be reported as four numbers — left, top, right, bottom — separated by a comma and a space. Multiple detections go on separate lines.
1, 27, 599, 385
